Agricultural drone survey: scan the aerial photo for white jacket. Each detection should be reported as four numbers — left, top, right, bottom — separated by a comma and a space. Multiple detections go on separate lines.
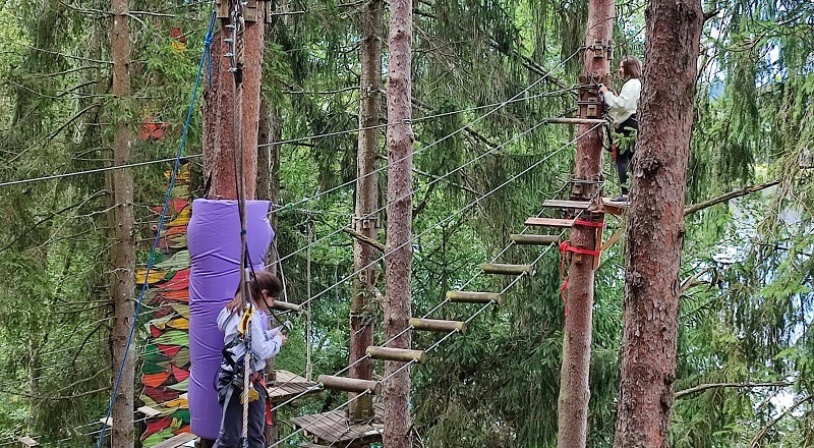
604, 78, 641, 126
217, 307, 283, 374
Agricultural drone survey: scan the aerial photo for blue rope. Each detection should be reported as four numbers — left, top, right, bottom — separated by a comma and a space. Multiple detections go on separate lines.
96, 8, 217, 447
204, 14, 215, 87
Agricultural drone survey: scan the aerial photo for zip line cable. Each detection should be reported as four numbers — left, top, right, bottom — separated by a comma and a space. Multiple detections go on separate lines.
266, 117, 586, 393
271, 180, 605, 448
266, 124, 602, 413
270, 115, 561, 269
264, 116, 564, 397
0, 86, 576, 190
6, 123, 600, 448
95, 9, 217, 448
267, 48, 585, 214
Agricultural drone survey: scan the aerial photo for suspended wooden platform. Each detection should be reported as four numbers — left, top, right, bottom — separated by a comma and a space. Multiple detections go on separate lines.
446, 290, 501, 305
599, 197, 628, 216
480, 263, 532, 275
541, 199, 591, 209
410, 318, 467, 334
151, 433, 197, 448
524, 217, 575, 227
366, 346, 427, 364
267, 370, 322, 403
291, 403, 384, 447
510, 234, 560, 245
318, 375, 381, 395
543, 117, 607, 125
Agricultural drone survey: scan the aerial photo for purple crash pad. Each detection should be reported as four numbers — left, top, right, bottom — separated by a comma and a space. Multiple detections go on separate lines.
187, 199, 274, 440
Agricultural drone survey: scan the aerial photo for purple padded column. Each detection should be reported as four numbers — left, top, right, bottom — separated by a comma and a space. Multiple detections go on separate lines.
187, 199, 274, 439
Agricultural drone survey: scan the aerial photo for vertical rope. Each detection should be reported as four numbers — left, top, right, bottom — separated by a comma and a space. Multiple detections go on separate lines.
305, 221, 313, 382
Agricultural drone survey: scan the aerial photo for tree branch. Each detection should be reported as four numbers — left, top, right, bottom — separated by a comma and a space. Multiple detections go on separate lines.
749, 394, 813, 448
341, 227, 384, 252
675, 380, 795, 399
684, 179, 780, 216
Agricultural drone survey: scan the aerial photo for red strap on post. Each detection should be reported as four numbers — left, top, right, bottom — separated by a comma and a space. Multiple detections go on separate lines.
559, 241, 602, 317
573, 219, 605, 229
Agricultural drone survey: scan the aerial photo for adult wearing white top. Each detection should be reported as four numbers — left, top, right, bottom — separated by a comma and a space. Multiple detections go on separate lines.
599, 55, 642, 202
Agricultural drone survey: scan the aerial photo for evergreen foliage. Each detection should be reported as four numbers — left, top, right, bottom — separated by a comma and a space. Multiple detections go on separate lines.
0, 0, 812, 446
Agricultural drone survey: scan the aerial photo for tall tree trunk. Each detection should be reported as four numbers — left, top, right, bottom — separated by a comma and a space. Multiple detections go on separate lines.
613, 1, 703, 447
203, 6, 265, 200
384, 0, 413, 447
556, 1, 613, 447
349, 0, 383, 426
109, 1, 135, 446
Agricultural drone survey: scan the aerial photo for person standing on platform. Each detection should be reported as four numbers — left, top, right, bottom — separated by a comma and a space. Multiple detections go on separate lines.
599, 55, 642, 202
213, 271, 288, 448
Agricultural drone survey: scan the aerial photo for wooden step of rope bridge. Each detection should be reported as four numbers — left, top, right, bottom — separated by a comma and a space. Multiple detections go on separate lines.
291, 402, 384, 447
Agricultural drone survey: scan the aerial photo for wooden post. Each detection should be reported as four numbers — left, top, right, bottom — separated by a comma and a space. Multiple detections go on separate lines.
384, 0, 414, 447
350, 0, 384, 426
556, 1, 614, 448
200, 1, 267, 446
203, 1, 265, 200
109, 1, 135, 447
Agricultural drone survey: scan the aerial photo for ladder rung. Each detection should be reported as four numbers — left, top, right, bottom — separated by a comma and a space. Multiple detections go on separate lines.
541, 199, 591, 209
510, 234, 561, 245
480, 263, 533, 276
409, 318, 467, 334
317, 375, 381, 395
366, 346, 427, 364
543, 117, 607, 125
524, 217, 575, 227
272, 301, 302, 313
446, 290, 501, 304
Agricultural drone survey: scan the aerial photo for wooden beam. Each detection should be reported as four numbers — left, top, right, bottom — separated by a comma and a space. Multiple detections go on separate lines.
524, 217, 575, 227
365, 346, 427, 364
150, 433, 198, 448
446, 290, 501, 304
341, 227, 385, 252
272, 301, 302, 313
409, 318, 467, 334
511, 234, 561, 245
480, 263, 533, 276
318, 375, 382, 395
543, 117, 607, 125
541, 199, 591, 209
18, 437, 38, 448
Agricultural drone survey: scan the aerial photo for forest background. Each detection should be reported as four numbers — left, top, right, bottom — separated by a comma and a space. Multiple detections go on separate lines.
0, 0, 813, 447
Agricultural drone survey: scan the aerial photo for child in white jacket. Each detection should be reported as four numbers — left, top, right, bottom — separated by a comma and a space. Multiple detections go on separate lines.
600, 55, 642, 202
213, 271, 287, 448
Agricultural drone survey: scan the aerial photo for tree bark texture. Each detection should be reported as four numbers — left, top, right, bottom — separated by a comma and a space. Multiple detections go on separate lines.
384, 1, 413, 447
110, 1, 135, 447
203, 9, 265, 200
613, 1, 703, 447
349, 0, 383, 424
556, 1, 613, 447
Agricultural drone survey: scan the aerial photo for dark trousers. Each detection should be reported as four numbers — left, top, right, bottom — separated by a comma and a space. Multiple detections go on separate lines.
615, 114, 638, 194
213, 383, 267, 448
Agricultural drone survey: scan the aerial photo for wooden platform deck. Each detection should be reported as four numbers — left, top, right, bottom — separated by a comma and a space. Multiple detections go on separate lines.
291, 403, 384, 446
151, 433, 197, 448
268, 370, 322, 403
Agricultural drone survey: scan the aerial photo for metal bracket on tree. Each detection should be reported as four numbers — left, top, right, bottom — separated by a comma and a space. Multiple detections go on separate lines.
352, 215, 380, 231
